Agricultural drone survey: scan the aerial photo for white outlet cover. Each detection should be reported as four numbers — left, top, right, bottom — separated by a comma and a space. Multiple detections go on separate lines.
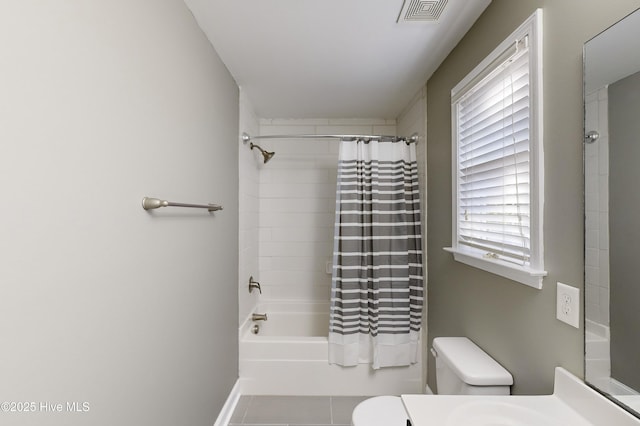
556, 282, 580, 328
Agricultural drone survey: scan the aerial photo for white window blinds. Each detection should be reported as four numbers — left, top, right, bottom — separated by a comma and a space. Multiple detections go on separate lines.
455, 42, 531, 266
447, 9, 545, 289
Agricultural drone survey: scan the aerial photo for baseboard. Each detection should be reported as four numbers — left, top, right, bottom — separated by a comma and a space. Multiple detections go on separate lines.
213, 379, 241, 426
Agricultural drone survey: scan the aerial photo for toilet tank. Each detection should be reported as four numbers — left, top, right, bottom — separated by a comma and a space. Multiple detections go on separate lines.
433, 337, 513, 395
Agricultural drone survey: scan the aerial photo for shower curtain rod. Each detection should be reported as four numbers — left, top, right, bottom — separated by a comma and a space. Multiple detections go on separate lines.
241, 132, 418, 145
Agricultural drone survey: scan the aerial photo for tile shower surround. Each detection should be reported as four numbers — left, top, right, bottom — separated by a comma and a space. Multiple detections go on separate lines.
257, 119, 397, 303
584, 87, 610, 326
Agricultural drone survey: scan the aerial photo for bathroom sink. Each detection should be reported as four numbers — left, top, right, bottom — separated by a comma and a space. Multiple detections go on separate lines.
402, 368, 640, 426
402, 395, 589, 426
446, 399, 585, 426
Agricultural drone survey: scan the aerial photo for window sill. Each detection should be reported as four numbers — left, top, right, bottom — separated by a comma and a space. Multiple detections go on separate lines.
443, 247, 547, 289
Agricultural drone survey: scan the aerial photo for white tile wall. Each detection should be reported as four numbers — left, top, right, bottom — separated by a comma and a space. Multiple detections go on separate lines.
584, 86, 609, 326
257, 119, 397, 302
238, 90, 261, 323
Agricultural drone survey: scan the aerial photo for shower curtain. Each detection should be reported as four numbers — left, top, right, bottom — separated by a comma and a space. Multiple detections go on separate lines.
328, 139, 423, 369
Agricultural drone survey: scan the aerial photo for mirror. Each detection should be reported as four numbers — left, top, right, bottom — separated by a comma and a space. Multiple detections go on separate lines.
584, 7, 640, 417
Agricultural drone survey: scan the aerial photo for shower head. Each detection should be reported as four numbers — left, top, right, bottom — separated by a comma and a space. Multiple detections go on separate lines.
250, 143, 275, 164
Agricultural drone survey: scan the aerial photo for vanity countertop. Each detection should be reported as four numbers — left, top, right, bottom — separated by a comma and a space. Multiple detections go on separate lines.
401, 367, 640, 426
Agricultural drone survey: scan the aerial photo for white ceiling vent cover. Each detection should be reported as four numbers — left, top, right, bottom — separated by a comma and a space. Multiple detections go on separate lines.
397, 0, 448, 23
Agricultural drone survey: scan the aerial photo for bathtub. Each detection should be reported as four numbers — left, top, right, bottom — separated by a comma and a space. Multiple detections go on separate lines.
239, 301, 422, 396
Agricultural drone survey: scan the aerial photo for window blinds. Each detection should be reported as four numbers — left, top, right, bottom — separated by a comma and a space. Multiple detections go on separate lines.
455, 44, 531, 266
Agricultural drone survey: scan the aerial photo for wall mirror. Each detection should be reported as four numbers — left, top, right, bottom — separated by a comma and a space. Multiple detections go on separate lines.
584, 7, 640, 417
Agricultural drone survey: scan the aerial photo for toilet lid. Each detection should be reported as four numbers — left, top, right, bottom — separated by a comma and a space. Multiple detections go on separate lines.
351, 396, 408, 426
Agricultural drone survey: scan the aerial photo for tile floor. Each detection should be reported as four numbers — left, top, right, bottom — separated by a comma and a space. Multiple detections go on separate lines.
229, 395, 368, 426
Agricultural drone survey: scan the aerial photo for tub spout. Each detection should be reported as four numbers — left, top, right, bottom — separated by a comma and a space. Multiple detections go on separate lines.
252, 313, 268, 321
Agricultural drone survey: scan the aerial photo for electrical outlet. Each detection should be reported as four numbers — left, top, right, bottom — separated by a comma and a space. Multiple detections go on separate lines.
556, 282, 580, 328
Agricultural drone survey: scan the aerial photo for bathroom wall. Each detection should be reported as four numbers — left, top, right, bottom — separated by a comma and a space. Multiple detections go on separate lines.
0, 1, 239, 425
425, 0, 640, 394
239, 91, 261, 324
257, 119, 397, 303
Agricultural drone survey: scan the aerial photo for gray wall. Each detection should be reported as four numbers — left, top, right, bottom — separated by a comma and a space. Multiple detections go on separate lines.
609, 70, 640, 391
426, 0, 640, 394
0, 1, 239, 425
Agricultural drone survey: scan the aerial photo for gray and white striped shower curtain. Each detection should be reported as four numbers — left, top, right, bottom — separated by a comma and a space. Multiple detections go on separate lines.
328, 139, 423, 369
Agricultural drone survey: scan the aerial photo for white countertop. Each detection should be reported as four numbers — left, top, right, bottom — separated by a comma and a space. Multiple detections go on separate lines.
401, 368, 640, 426
402, 394, 590, 425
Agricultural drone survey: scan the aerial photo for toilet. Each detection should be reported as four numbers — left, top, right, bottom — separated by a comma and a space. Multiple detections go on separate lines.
351, 337, 513, 425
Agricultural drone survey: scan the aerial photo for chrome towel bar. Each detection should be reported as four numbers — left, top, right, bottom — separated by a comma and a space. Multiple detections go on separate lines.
142, 197, 223, 212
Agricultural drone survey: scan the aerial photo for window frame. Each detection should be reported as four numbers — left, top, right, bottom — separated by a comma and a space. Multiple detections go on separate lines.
444, 9, 546, 289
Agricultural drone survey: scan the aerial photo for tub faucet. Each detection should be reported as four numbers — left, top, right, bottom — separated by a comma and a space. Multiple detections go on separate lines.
252, 313, 268, 321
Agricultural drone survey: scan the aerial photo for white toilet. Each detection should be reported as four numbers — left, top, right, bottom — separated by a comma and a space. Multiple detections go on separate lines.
351, 337, 513, 426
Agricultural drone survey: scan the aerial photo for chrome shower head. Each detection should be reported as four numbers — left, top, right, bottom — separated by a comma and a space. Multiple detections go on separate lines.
250, 143, 275, 164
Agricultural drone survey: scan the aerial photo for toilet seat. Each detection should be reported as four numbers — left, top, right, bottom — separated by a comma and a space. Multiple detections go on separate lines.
351, 396, 408, 426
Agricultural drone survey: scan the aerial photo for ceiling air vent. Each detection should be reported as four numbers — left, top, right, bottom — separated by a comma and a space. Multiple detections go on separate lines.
397, 0, 448, 23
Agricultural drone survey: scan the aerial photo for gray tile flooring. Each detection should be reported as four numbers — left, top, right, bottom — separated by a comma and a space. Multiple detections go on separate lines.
229, 395, 368, 426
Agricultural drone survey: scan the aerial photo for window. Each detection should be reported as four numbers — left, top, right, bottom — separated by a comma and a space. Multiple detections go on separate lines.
445, 10, 546, 289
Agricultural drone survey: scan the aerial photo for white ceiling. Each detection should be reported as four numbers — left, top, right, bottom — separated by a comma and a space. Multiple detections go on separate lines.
183, 0, 491, 119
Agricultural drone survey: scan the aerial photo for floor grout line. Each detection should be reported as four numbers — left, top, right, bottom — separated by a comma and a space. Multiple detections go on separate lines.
240, 395, 253, 425
329, 396, 334, 425
232, 395, 360, 425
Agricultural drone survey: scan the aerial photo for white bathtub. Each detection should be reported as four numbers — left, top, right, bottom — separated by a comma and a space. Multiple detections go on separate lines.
239, 301, 422, 396
250, 303, 329, 337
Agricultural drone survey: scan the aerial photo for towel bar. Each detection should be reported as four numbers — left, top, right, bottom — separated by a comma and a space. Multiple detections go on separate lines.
142, 197, 223, 212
